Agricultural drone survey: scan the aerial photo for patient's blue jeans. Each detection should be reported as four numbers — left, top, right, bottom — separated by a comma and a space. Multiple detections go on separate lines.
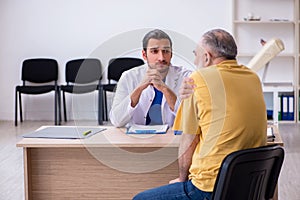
132, 180, 212, 200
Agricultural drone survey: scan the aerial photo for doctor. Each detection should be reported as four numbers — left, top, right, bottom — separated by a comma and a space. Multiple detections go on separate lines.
109, 29, 191, 127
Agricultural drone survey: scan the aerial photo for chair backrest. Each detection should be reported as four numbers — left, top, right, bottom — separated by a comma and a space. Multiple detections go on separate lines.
107, 57, 144, 82
211, 144, 284, 200
22, 58, 58, 84
65, 58, 102, 84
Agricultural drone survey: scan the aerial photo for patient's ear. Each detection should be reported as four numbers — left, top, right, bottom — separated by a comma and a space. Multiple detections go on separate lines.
205, 53, 211, 65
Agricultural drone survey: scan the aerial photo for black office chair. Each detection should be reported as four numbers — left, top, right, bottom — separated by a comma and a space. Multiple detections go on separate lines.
60, 58, 103, 125
211, 144, 284, 200
102, 57, 144, 120
15, 58, 59, 126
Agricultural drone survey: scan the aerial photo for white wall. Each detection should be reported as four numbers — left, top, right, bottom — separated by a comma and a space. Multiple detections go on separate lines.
0, 0, 232, 121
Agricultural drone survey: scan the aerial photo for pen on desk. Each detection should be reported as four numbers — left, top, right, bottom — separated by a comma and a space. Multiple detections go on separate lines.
83, 130, 92, 136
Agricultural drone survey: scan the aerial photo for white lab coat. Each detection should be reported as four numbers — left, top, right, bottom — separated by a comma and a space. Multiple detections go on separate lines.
109, 64, 191, 127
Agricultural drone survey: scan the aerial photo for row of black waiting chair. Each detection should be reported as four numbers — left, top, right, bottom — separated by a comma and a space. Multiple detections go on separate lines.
15, 57, 145, 126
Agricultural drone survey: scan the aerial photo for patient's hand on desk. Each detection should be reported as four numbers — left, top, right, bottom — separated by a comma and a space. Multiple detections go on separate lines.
179, 77, 196, 100
169, 177, 181, 184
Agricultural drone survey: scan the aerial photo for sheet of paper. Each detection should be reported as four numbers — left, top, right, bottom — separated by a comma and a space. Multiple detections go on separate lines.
22, 126, 106, 139
267, 127, 275, 138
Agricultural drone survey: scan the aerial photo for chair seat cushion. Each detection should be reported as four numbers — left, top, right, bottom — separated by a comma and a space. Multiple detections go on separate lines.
61, 85, 98, 94
102, 84, 117, 92
16, 85, 56, 94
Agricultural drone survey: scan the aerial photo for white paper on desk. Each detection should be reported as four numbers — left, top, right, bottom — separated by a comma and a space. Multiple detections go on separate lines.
267, 127, 275, 138
22, 127, 106, 139
127, 124, 169, 134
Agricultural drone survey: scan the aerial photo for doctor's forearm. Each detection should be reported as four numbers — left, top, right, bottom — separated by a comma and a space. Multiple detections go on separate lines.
110, 105, 130, 127
110, 95, 132, 127
130, 86, 144, 107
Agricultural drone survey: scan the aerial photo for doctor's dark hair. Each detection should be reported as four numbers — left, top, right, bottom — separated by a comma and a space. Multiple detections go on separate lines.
202, 29, 237, 60
142, 29, 173, 51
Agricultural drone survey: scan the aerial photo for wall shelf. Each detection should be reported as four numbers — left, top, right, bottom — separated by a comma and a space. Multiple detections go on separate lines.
232, 0, 300, 123
234, 21, 295, 25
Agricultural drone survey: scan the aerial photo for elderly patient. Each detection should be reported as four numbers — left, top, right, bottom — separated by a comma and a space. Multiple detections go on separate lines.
132, 28, 267, 200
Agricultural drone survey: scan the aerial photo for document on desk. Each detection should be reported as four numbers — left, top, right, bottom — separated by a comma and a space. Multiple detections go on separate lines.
267, 126, 275, 141
126, 124, 169, 134
22, 126, 106, 139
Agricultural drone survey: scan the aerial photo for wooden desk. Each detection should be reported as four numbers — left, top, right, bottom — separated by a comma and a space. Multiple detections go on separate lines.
267, 125, 283, 200
267, 125, 283, 146
17, 125, 283, 200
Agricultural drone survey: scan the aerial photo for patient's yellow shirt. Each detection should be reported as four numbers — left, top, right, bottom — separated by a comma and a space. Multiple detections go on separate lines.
173, 60, 267, 192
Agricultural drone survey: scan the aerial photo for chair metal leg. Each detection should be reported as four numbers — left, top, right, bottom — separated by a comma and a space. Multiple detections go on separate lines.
57, 88, 61, 125
19, 93, 23, 123
15, 90, 18, 126
63, 91, 67, 122
98, 86, 103, 125
54, 89, 58, 125
103, 90, 108, 121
